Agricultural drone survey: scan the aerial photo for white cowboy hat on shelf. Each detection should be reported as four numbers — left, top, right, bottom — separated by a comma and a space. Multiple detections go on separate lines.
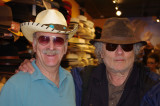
21, 9, 78, 42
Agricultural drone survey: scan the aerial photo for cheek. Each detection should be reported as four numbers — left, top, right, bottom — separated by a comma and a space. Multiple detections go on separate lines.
104, 51, 135, 70
57, 46, 67, 57
63, 44, 68, 54
35, 46, 44, 59
102, 51, 114, 66
100, 51, 105, 58
32, 42, 36, 52
127, 52, 135, 62
34, 43, 44, 53
100, 45, 107, 59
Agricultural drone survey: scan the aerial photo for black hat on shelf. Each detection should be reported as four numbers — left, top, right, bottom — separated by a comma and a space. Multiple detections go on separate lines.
0, 5, 12, 33
0, 37, 22, 72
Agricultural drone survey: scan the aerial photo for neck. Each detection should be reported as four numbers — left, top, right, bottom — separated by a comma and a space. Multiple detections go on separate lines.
107, 69, 131, 86
36, 61, 60, 87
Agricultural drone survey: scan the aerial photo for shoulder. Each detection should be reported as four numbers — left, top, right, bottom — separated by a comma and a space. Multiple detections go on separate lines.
134, 62, 160, 81
61, 67, 71, 74
81, 65, 99, 75
5, 71, 31, 88
0, 72, 31, 105
80, 65, 96, 80
141, 82, 160, 105
0, 72, 31, 99
61, 67, 73, 79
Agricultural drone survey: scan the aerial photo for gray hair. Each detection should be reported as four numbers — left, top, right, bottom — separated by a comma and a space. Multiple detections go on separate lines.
94, 42, 103, 63
33, 32, 37, 46
94, 42, 143, 63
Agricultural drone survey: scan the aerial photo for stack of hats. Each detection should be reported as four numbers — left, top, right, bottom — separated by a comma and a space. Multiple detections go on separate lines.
84, 20, 95, 39
76, 15, 95, 39
76, 15, 87, 36
62, 15, 97, 68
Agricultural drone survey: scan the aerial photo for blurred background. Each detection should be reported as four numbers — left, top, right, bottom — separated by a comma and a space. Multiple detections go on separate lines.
0, 0, 160, 90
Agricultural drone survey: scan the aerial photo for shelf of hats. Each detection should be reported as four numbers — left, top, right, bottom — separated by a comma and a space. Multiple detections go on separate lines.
0, 3, 34, 91
63, 15, 98, 70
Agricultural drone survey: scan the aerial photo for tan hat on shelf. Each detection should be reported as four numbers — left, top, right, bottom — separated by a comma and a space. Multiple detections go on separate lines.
78, 15, 87, 22
85, 20, 94, 28
70, 18, 79, 23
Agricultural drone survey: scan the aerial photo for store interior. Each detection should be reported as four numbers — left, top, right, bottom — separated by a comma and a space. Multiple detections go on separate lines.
0, 0, 160, 90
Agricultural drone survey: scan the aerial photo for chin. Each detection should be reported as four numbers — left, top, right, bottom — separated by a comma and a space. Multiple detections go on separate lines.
45, 62, 59, 67
44, 59, 58, 66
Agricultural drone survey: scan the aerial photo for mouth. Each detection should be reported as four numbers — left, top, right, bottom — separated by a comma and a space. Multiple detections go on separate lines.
43, 50, 60, 56
46, 54, 56, 56
115, 58, 125, 62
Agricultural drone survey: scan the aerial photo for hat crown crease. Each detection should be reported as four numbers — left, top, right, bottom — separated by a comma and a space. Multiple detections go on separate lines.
35, 9, 67, 26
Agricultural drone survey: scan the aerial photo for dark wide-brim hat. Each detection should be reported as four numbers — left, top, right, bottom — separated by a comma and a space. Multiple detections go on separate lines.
90, 17, 146, 45
21, 9, 78, 42
0, 5, 12, 33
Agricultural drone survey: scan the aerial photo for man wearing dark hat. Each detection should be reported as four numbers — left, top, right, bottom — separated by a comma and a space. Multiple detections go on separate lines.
14, 18, 160, 106
81, 18, 160, 106
0, 9, 77, 106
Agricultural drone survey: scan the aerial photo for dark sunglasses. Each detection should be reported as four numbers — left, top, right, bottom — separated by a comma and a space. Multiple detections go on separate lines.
38, 35, 65, 46
106, 43, 133, 52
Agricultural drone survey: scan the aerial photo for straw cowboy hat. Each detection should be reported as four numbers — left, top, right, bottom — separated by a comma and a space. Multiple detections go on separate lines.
21, 9, 78, 42
90, 17, 146, 45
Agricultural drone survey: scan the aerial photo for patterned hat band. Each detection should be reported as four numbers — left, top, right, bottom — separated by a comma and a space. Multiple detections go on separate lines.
44, 24, 67, 31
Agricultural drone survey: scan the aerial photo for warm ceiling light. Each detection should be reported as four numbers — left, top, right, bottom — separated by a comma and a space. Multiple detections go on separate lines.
116, 10, 122, 16
100, 15, 104, 18
2, 0, 11, 2
113, 0, 116, 3
115, 6, 118, 10
156, 19, 160, 22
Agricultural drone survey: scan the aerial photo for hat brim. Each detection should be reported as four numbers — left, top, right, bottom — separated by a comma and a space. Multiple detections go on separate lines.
90, 38, 147, 45
21, 22, 78, 42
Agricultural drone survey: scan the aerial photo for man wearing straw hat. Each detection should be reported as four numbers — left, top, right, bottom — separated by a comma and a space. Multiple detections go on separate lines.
13, 18, 160, 106
0, 9, 77, 106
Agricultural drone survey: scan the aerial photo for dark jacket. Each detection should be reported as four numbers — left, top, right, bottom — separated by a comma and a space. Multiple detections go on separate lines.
71, 62, 160, 106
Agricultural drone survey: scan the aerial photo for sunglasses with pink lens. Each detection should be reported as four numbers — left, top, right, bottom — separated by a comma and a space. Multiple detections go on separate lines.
38, 36, 65, 46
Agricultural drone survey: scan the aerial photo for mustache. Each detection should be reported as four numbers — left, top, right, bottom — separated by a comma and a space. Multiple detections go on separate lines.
42, 49, 60, 55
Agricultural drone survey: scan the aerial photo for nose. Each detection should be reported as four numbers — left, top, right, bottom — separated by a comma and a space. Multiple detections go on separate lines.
48, 39, 55, 50
115, 45, 124, 55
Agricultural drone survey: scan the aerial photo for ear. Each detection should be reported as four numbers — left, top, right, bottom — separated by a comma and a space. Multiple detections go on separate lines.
100, 45, 105, 58
100, 50, 104, 58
